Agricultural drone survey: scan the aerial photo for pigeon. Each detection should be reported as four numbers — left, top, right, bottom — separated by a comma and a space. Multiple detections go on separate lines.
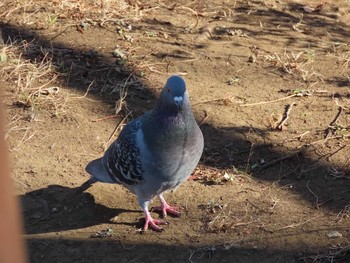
85, 75, 204, 231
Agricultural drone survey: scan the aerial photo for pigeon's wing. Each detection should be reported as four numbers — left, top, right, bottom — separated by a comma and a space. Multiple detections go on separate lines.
102, 117, 144, 185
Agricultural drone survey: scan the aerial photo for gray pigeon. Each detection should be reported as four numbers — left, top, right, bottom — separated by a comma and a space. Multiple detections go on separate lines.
85, 75, 204, 231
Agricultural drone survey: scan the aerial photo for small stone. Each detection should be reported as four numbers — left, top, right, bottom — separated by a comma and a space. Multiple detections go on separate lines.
326, 230, 342, 238
248, 54, 257, 63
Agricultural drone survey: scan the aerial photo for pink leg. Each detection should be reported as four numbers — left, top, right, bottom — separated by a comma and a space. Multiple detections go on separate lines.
143, 209, 167, 231
151, 194, 181, 218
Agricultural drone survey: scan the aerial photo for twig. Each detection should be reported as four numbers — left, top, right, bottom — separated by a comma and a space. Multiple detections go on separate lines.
92, 115, 121, 122
27, 75, 58, 100
325, 145, 347, 161
298, 130, 310, 140
325, 106, 343, 138
328, 167, 350, 180
71, 81, 95, 99
282, 130, 310, 144
103, 112, 132, 149
307, 134, 350, 146
90, 75, 134, 122
255, 150, 302, 171
192, 97, 234, 106
245, 143, 255, 173
275, 215, 321, 231
306, 180, 319, 209
188, 250, 195, 263
50, 25, 75, 40
172, 57, 199, 64
176, 6, 199, 29
9, 128, 37, 151
277, 102, 296, 130
199, 110, 209, 126
239, 94, 297, 107
299, 245, 350, 262
118, 240, 136, 250
39, 241, 53, 248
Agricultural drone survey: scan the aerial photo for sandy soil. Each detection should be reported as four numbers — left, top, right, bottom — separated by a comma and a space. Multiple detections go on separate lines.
1, 0, 350, 262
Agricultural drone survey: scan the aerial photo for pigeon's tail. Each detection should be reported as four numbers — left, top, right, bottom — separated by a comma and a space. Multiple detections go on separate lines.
85, 157, 115, 184
80, 177, 97, 191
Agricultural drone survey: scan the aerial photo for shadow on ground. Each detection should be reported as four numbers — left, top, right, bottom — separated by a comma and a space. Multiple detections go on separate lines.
20, 184, 141, 235
27, 237, 303, 263
201, 124, 350, 212
231, 2, 350, 48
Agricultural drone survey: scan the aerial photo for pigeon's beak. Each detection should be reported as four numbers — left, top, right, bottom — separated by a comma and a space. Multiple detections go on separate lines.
173, 96, 183, 108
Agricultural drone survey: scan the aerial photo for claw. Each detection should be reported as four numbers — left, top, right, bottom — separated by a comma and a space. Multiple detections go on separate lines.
151, 194, 181, 218
143, 210, 167, 231
144, 218, 167, 232
151, 204, 181, 218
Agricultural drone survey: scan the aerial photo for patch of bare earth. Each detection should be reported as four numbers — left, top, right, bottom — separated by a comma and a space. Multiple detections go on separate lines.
1, 0, 349, 262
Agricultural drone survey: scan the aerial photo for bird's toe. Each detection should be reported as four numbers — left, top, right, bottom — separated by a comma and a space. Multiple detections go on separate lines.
151, 204, 181, 218
143, 217, 167, 232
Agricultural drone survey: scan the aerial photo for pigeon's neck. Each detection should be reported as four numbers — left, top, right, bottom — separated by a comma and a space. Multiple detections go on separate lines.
142, 101, 196, 149
156, 97, 192, 117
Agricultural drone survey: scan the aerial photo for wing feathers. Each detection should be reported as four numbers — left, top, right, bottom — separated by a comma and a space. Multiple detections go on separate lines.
103, 118, 144, 185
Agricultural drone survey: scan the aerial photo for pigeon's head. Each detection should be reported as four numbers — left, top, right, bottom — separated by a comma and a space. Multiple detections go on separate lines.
159, 75, 187, 111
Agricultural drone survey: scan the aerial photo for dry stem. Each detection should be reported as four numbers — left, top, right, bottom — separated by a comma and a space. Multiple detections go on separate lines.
255, 149, 302, 171
325, 106, 343, 138
103, 111, 132, 150
276, 102, 296, 130
306, 180, 319, 209
239, 94, 297, 107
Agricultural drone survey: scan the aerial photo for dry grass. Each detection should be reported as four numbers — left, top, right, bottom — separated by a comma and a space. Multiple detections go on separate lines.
199, 195, 274, 234
0, 0, 159, 145
0, 0, 148, 28
264, 48, 323, 82
0, 40, 68, 115
0, 40, 69, 151
335, 50, 350, 68
327, 44, 350, 77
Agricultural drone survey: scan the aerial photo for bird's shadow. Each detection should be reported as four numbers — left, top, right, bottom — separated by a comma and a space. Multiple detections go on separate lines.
20, 184, 140, 234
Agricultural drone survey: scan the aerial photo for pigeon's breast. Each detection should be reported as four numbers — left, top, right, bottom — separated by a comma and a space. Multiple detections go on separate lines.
137, 125, 203, 185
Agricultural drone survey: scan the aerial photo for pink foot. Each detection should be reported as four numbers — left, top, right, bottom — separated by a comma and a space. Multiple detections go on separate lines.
143, 211, 167, 232
152, 202, 181, 218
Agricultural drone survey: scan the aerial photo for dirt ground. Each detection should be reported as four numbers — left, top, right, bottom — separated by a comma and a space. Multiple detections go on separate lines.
1, 0, 350, 262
